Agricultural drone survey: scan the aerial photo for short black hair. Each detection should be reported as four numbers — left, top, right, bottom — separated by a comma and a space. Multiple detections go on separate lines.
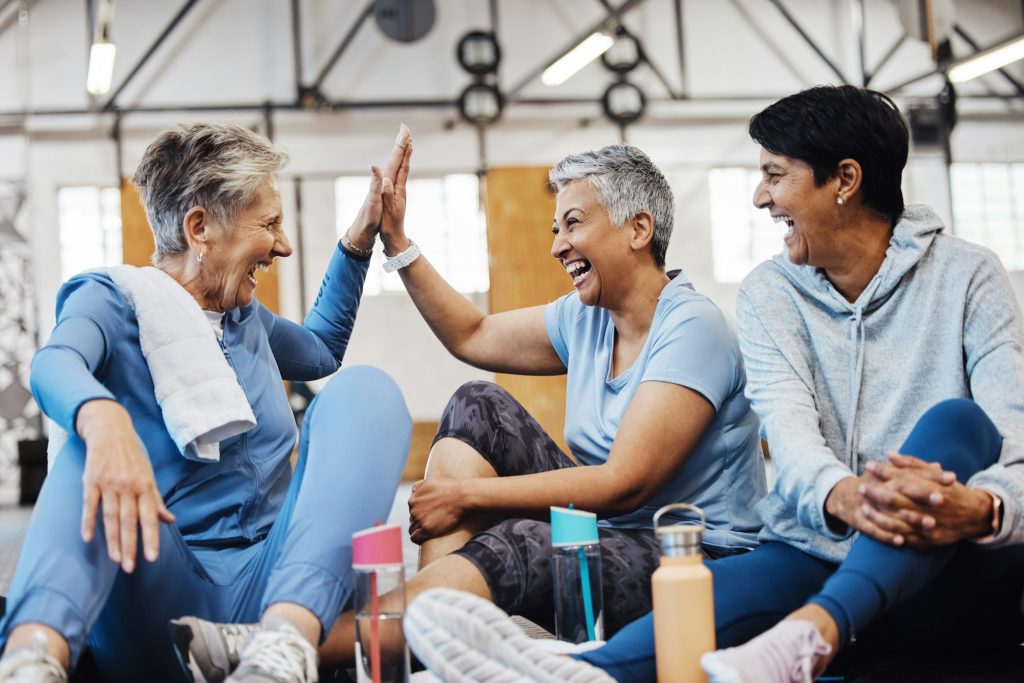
749, 85, 909, 222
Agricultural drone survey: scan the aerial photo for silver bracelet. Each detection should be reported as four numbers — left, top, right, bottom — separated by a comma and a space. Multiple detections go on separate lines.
382, 240, 421, 273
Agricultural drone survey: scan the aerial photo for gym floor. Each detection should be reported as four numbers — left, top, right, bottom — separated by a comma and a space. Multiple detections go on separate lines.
1, 488, 1022, 682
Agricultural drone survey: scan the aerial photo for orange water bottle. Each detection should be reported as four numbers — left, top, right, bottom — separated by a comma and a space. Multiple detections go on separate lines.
651, 503, 715, 683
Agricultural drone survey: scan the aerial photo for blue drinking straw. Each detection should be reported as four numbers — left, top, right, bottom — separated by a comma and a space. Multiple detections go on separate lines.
568, 504, 597, 641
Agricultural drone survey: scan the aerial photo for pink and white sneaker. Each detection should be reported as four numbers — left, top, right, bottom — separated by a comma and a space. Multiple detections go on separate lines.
701, 620, 833, 683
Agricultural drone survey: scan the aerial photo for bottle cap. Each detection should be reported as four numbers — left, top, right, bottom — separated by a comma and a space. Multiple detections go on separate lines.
352, 524, 404, 569
550, 506, 599, 547
653, 503, 705, 558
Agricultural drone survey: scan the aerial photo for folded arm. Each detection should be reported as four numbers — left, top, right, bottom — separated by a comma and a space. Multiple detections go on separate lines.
858, 256, 1024, 547
408, 380, 715, 542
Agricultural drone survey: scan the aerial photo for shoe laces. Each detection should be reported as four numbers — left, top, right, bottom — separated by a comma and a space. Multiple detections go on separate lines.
787, 626, 832, 683
0, 632, 68, 683
215, 622, 258, 662
233, 624, 318, 683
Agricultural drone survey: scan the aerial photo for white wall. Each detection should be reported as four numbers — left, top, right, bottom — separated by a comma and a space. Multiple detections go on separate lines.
6, 0, 1024, 422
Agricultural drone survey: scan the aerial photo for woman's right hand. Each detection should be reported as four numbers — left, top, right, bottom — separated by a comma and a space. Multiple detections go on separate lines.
76, 399, 175, 573
380, 126, 413, 256
824, 474, 913, 546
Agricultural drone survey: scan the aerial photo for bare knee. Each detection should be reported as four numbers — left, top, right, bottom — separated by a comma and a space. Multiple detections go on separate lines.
409, 554, 491, 602
424, 437, 496, 480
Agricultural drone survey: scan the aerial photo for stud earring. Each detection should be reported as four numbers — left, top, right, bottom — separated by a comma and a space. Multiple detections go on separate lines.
196, 252, 204, 264
836, 195, 845, 206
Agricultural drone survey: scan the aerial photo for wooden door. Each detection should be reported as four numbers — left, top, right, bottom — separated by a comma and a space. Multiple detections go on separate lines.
485, 167, 571, 453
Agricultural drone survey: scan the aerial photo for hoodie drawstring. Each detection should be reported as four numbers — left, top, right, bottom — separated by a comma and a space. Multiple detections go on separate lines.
844, 276, 884, 474
846, 308, 866, 474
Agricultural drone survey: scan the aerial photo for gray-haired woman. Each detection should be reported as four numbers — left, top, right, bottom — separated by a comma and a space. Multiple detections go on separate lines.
0, 123, 412, 683
290, 140, 767, 667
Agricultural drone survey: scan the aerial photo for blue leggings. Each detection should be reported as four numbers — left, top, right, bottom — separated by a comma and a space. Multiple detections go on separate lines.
0, 366, 411, 683
579, 399, 1024, 682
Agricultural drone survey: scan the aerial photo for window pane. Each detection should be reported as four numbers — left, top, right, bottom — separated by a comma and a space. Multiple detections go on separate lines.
951, 162, 1024, 270
58, 186, 123, 281
707, 168, 785, 283
335, 174, 489, 295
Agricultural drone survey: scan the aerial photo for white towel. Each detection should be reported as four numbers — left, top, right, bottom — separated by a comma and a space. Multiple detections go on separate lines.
47, 266, 256, 465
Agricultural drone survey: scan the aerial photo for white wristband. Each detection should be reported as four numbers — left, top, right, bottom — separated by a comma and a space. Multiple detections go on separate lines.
383, 240, 421, 273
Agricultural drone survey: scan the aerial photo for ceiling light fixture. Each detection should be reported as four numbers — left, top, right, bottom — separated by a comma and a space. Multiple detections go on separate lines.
87, 0, 117, 96
601, 31, 641, 73
602, 81, 645, 125
457, 30, 501, 75
541, 32, 615, 86
947, 33, 1024, 84
459, 83, 503, 125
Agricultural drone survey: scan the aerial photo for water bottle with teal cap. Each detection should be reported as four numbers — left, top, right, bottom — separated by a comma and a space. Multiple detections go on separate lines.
550, 504, 604, 643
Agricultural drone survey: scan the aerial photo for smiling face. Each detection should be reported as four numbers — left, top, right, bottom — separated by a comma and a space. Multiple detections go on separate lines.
199, 178, 292, 311
550, 180, 633, 307
753, 148, 843, 268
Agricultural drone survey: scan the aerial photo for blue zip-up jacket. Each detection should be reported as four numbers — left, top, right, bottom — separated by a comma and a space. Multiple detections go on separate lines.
31, 245, 369, 546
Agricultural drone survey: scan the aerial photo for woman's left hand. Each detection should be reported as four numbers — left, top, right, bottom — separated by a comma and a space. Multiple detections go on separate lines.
407, 477, 464, 544
858, 454, 993, 547
343, 125, 411, 252
344, 165, 384, 253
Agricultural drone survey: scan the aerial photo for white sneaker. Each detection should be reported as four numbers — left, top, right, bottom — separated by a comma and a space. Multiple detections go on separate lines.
225, 618, 318, 683
0, 631, 68, 683
404, 588, 614, 683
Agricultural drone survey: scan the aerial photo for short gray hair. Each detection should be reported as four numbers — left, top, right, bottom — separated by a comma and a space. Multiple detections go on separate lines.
548, 144, 674, 267
132, 123, 289, 259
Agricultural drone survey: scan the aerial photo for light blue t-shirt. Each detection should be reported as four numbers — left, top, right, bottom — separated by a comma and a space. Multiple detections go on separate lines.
545, 271, 766, 550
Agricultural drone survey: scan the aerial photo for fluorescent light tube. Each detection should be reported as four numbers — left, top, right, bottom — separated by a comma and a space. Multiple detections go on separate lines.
542, 32, 615, 86
948, 34, 1024, 84
87, 41, 117, 95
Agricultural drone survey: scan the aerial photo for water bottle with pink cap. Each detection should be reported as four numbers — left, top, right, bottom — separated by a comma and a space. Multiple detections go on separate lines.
352, 523, 410, 683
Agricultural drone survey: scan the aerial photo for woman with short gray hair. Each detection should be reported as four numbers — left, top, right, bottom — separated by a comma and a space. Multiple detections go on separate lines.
0, 123, 414, 683
259, 139, 768, 670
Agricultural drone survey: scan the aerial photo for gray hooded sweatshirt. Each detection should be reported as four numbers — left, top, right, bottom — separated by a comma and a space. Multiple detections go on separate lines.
737, 204, 1024, 563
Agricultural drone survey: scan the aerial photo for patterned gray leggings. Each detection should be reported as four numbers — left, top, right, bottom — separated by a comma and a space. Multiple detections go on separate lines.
436, 380, 664, 637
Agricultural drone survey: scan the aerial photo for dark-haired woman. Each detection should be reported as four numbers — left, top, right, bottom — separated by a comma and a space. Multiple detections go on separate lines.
403, 85, 1024, 683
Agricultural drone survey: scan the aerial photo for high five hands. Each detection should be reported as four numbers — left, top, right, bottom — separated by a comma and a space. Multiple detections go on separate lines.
345, 124, 413, 253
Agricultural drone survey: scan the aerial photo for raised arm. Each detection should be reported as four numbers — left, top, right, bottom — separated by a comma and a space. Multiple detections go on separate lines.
264, 143, 393, 379
377, 136, 564, 375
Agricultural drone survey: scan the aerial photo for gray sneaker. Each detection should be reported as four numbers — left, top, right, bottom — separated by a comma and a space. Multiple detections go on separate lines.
226, 617, 318, 683
170, 616, 257, 683
0, 631, 68, 683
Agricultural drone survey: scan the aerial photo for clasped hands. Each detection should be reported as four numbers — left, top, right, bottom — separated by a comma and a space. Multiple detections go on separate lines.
825, 452, 993, 548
